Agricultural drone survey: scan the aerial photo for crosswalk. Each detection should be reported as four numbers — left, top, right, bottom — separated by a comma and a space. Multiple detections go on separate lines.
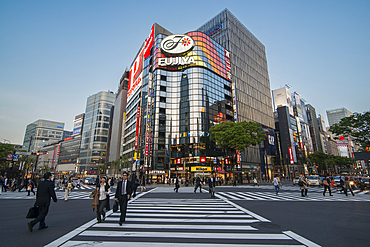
46, 189, 320, 247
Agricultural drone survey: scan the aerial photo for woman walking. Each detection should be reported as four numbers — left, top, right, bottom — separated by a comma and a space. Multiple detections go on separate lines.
140, 176, 147, 192
90, 177, 110, 223
64, 177, 73, 201
27, 179, 36, 196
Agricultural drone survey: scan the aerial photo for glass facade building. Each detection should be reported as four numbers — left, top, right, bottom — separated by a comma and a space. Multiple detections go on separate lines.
79, 91, 115, 173
122, 9, 275, 182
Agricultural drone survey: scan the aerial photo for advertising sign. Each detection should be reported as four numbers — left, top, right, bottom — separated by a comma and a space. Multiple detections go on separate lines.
72, 118, 83, 136
288, 147, 294, 164
134, 105, 141, 149
161, 34, 195, 54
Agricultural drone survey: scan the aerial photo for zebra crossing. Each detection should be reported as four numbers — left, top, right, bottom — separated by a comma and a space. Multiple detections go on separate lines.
218, 190, 370, 201
47, 189, 320, 247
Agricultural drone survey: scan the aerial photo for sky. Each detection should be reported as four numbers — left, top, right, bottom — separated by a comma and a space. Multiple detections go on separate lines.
1, 0, 369, 145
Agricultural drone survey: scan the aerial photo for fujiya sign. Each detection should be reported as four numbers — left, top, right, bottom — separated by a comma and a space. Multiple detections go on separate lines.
161, 34, 194, 54
159, 34, 196, 67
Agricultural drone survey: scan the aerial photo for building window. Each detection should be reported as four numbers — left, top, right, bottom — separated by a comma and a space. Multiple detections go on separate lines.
160, 86, 166, 92
160, 75, 167, 81
159, 108, 166, 114
160, 97, 166, 103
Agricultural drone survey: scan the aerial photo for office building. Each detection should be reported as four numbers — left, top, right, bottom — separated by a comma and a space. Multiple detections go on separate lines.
79, 91, 115, 173
326, 107, 353, 127
22, 119, 65, 153
121, 9, 275, 183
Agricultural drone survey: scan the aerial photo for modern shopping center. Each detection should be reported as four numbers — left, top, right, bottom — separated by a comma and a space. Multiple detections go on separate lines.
122, 9, 275, 184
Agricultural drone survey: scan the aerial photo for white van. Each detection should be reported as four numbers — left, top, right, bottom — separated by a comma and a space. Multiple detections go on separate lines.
308, 175, 320, 186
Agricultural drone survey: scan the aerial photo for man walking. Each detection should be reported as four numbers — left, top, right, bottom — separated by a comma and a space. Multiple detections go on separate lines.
174, 176, 180, 193
323, 175, 332, 196
194, 175, 202, 193
28, 172, 57, 232
115, 172, 133, 226
208, 173, 216, 198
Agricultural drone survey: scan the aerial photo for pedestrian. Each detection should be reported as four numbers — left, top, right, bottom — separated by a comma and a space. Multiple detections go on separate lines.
27, 179, 36, 196
3, 176, 8, 192
174, 176, 180, 193
344, 177, 355, 196
132, 175, 140, 198
140, 176, 147, 192
114, 171, 133, 226
330, 178, 337, 192
322, 175, 332, 196
64, 177, 73, 201
0, 175, 4, 195
76, 178, 81, 188
273, 175, 280, 195
194, 174, 202, 193
298, 174, 308, 197
27, 172, 57, 232
11, 178, 17, 191
208, 173, 216, 198
90, 176, 110, 223
359, 178, 365, 191
253, 177, 259, 187
95, 176, 100, 187
233, 176, 237, 186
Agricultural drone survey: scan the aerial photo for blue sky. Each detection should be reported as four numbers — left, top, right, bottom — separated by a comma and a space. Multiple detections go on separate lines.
1, 0, 369, 144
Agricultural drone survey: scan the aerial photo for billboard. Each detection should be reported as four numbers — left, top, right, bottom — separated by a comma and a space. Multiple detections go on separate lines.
154, 31, 231, 81
72, 117, 83, 136
272, 87, 294, 116
128, 25, 154, 101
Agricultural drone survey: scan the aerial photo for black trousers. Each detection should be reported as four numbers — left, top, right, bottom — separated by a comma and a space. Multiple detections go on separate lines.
97, 199, 107, 222
118, 196, 129, 223
301, 188, 307, 196
30, 206, 49, 228
323, 185, 332, 195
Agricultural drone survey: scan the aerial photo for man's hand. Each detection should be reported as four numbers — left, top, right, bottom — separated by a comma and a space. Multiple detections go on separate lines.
115, 198, 117, 201
127, 195, 130, 200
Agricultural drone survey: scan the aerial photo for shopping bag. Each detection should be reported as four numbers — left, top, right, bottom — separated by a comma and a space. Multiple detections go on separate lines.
113, 201, 119, 212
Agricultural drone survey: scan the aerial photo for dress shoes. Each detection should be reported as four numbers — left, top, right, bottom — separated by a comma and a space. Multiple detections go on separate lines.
38, 225, 48, 230
28, 222, 33, 232
119, 222, 122, 226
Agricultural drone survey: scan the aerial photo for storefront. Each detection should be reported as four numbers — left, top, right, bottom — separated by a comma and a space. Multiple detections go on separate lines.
148, 170, 168, 184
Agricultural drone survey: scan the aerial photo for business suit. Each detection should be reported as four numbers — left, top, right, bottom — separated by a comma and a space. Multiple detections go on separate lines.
208, 177, 216, 198
115, 179, 132, 225
29, 179, 57, 230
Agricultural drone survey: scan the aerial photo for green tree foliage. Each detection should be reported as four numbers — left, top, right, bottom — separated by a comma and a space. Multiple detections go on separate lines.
308, 151, 354, 174
329, 111, 370, 151
0, 143, 16, 170
209, 121, 267, 152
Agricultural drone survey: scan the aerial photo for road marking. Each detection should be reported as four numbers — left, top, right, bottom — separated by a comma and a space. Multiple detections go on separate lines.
283, 230, 321, 247
92, 223, 258, 230
61, 241, 306, 247
104, 217, 260, 223
80, 230, 292, 240
216, 193, 271, 222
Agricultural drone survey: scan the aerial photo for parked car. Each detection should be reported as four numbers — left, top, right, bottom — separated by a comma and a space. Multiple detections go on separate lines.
86, 178, 96, 185
293, 177, 300, 185
308, 175, 320, 186
361, 177, 370, 189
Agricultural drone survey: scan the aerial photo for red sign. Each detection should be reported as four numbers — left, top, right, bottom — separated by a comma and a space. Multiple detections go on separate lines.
288, 147, 294, 164
200, 157, 206, 163
339, 136, 344, 141
7, 154, 13, 160
177, 158, 181, 164
225, 159, 229, 164
143, 24, 154, 59
134, 105, 141, 148
236, 150, 240, 164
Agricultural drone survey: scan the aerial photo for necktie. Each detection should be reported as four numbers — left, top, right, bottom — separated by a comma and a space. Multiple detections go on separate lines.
122, 180, 126, 195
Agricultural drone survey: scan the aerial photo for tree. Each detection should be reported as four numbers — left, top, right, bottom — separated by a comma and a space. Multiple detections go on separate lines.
329, 111, 370, 151
307, 152, 328, 174
209, 121, 267, 153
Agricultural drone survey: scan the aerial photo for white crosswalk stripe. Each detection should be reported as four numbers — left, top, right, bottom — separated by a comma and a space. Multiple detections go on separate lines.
219, 191, 370, 201
50, 193, 319, 246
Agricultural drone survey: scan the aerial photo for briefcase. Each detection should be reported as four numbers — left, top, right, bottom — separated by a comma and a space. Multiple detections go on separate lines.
113, 201, 119, 212
26, 206, 39, 218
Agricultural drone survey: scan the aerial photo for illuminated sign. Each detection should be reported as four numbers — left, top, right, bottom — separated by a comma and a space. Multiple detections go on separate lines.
161, 34, 194, 55
191, 166, 212, 172
288, 147, 294, 164
200, 157, 206, 163
158, 56, 195, 66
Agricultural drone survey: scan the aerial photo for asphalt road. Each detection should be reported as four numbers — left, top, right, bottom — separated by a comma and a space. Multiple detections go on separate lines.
1, 184, 369, 246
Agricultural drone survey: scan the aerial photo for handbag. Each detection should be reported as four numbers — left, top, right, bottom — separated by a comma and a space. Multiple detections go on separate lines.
113, 201, 119, 212
26, 206, 39, 218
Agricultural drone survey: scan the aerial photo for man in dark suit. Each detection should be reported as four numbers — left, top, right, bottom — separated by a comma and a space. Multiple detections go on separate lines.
208, 173, 216, 198
28, 172, 57, 232
115, 171, 132, 226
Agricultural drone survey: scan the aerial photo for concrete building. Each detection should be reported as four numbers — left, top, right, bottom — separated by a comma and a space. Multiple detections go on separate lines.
22, 119, 65, 153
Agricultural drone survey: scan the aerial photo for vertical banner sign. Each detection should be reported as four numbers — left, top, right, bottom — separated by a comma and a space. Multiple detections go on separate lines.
236, 150, 240, 164
288, 147, 294, 164
135, 105, 141, 149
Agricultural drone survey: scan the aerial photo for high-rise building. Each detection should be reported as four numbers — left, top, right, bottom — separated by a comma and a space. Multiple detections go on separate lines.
326, 107, 353, 127
22, 119, 65, 153
108, 70, 129, 164
121, 9, 275, 183
306, 104, 323, 152
79, 91, 115, 174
